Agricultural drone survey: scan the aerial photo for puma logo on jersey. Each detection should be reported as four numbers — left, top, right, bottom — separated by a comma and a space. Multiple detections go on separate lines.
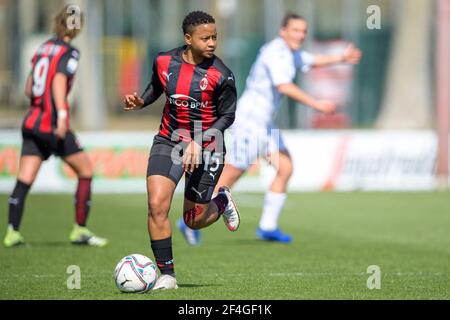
162, 71, 173, 82
208, 171, 218, 180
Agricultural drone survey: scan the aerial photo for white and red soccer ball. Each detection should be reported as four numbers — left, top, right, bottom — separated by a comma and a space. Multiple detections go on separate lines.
114, 254, 158, 293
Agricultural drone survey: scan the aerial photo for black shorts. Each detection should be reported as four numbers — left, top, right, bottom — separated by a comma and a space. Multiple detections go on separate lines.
21, 128, 83, 161
147, 140, 225, 204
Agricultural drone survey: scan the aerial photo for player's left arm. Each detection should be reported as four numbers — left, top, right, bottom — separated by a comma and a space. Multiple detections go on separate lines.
311, 43, 362, 68
191, 73, 236, 168
207, 73, 237, 134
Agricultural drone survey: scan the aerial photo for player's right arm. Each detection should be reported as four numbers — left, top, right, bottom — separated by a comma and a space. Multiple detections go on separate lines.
266, 51, 336, 114
277, 83, 336, 114
123, 59, 163, 111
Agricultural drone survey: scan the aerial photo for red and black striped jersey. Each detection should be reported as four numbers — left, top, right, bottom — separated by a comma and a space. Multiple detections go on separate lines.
23, 38, 79, 134
141, 46, 237, 146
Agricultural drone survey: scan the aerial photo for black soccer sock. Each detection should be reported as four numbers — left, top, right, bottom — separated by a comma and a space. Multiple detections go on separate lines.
150, 237, 175, 276
75, 177, 92, 227
8, 180, 31, 231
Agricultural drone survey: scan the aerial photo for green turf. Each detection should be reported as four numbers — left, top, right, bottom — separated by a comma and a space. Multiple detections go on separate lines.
0, 192, 449, 300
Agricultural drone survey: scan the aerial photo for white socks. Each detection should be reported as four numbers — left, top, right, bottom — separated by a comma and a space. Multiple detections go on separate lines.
259, 191, 287, 231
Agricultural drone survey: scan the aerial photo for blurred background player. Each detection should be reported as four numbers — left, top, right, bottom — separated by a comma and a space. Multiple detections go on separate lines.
123, 11, 240, 290
178, 13, 362, 245
3, 5, 107, 248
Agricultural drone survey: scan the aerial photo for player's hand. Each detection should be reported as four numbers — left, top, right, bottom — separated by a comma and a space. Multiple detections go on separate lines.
342, 44, 362, 64
55, 119, 67, 140
313, 100, 337, 114
182, 140, 202, 173
123, 92, 145, 111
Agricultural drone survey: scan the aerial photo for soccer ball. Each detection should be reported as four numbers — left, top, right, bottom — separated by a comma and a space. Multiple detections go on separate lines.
114, 254, 158, 293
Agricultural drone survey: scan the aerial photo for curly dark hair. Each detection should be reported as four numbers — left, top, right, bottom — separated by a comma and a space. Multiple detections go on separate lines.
182, 11, 215, 35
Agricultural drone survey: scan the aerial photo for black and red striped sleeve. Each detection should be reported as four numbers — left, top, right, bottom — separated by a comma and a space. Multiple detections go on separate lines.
141, 57, 164, 107
56, 48, 79, 77
209, 72, 237, 133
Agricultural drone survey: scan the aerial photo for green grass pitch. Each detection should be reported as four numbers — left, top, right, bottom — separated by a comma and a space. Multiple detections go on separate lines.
0, 192, 449, 300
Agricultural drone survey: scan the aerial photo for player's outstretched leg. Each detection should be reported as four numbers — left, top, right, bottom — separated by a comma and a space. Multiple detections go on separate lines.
64, 151, 107, 247
177, 186, 241, 245
257, 151, 293, 243
177, 162, 243, 244
182, 185, 240, 232
177, 185, 240, 245
177, 187, 240, 246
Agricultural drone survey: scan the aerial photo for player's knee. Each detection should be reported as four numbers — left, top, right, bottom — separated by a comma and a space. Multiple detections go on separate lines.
80, 167, 93, 178
17, 174, 36, 186
78, 161, 93, 178
277, 163, 293, 180
147, 196, 170, 221
68, 152, 93, 177
77, 173, 93, 180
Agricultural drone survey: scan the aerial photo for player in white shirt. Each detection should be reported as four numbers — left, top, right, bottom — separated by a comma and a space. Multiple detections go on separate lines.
178, 13, 361, 245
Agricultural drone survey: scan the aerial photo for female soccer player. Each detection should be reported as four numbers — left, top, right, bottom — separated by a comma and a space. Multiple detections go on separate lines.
123, 11, 240, 290
3, 5, 107, 248
179, 13, 362, 245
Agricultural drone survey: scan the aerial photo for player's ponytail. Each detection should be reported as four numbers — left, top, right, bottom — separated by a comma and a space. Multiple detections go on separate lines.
53, 4, 84, 40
